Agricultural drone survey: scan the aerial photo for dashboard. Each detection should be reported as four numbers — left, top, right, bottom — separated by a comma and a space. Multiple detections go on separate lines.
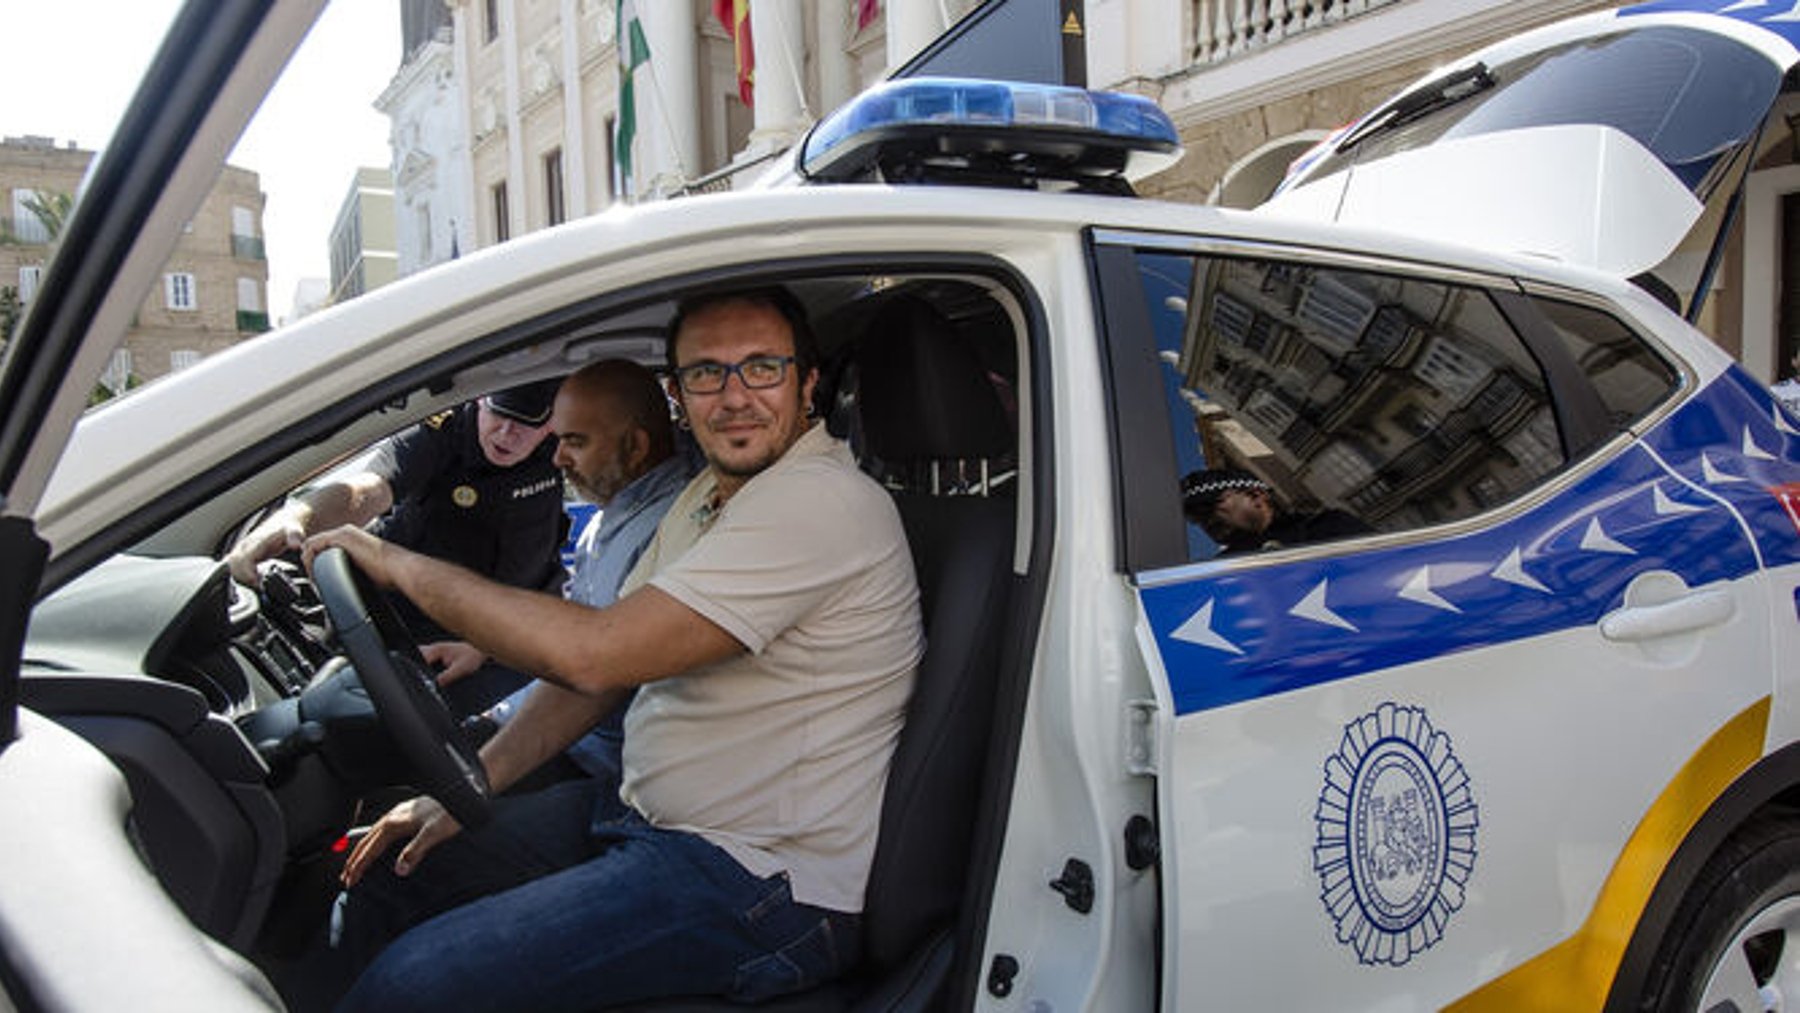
23, 554, 329, 714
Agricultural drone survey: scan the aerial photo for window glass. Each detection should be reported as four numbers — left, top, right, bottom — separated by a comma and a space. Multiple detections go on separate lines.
492, 182, 510, 243
11, 189, 52, 244
231, 206, 257, 238
544, 148, 565, 226
1532, 296, 1678, 430
165, 272, 196, 311
1141, 251, 1569, 560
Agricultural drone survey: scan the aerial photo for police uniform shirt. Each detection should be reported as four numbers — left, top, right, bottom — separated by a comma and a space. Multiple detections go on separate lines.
366, 404, 565, 593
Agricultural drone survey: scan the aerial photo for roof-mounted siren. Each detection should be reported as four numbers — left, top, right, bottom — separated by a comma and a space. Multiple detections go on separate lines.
798, 78, 1182, 195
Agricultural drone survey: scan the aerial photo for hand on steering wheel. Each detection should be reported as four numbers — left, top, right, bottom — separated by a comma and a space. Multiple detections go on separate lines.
310, 546, 492, 828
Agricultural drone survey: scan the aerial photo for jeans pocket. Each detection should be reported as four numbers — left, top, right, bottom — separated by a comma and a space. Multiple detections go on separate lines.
731, 914, 846, 1003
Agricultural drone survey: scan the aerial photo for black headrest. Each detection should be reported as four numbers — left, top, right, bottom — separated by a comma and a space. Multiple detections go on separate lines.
854, 297, 1012, 462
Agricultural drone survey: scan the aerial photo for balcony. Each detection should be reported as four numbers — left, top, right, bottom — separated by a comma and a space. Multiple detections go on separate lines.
1193, 0, 1402, 64
231, 233, 266, 260
1120, 0, 1605, 206
1160, 0, 1602, 122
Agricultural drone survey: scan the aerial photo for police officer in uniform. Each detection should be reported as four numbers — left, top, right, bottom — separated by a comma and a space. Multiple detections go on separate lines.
228, 378, 566, 711
1181, 467, 1369, 556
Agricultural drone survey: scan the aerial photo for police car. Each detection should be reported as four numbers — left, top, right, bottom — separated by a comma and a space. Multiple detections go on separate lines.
2, 2, 1797, 1011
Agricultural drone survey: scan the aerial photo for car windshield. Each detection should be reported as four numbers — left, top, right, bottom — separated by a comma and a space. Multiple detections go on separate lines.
1307, 25, 1784, 195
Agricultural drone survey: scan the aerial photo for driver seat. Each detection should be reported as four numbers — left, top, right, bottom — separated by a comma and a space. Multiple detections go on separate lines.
616, 294, 1017, 1011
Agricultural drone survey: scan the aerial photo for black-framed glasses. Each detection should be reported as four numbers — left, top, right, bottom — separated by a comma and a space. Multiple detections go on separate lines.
673, 355, 795, 394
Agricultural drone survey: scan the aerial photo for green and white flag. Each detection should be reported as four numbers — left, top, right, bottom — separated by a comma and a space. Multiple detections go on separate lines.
616, 0, 651, 188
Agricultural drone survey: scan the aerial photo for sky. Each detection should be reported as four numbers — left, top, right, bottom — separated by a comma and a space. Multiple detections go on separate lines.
1, 2, 401, 324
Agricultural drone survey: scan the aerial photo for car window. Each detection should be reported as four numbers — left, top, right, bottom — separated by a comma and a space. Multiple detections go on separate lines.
1530, 295, 1679, 429
1121, 248, 1574, 563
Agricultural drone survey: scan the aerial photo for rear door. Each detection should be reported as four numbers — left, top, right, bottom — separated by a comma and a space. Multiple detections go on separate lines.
1091, 231, 1775, 1009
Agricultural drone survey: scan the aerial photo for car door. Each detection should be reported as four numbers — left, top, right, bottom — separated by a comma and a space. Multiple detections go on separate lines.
0, 3, 321, 1008
1092, 233, 1775, 1009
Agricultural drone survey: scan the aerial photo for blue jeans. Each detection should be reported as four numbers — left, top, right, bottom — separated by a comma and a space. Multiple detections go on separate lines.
334, 779, 860, 1012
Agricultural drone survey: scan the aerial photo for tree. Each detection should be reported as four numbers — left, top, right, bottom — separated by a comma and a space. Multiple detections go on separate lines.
1, 188, 72, 362
2, 188, 73, 245
3, 190, 134, 401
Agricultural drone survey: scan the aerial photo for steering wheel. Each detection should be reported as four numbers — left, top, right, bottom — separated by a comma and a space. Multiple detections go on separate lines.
310, 546, 492, 828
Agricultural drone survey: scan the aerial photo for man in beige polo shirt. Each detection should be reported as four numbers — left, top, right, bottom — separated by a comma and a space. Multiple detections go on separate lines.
307, 287, 922, 1012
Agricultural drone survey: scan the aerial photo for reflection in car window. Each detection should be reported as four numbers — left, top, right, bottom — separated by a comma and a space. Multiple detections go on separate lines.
1532, 296, 1679, 430
1137, 251, 1571, 560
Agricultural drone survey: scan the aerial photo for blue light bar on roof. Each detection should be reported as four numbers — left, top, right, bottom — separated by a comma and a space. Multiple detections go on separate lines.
800, 77, 1182, 188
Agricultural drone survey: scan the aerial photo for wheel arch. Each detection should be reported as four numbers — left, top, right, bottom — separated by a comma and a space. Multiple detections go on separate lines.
1604, 736, 1800, 1012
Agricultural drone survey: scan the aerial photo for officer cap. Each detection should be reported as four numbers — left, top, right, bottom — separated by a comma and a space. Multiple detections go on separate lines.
484, 378, 561, 425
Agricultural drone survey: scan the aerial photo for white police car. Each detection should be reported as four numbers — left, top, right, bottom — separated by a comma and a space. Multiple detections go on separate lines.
2, 3, 1797, 1011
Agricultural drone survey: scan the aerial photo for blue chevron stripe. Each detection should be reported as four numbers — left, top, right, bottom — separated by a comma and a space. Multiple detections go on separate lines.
1145, 370, 1800, 717
1620, 0, 1800, 50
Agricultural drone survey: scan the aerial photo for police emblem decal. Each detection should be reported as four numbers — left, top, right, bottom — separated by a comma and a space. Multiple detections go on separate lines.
1314, 702, 1478, 966
452, 485, 479, 508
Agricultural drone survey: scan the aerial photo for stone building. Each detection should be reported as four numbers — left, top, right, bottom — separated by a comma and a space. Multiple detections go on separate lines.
379, 0, 477, 276
418, 0, 977, 250
386, 0, 1798, 381
0, 135, 271, 385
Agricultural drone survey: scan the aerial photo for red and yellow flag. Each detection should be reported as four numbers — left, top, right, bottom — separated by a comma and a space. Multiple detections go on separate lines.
713, 0, 754, 106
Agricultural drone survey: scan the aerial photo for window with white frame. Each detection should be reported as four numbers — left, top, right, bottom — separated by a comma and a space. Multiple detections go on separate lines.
169, 349, 201, 373
165, 272, 197, 311
18, 265, 41, 303
237, 277, 262, 312
11, 189, 50, 244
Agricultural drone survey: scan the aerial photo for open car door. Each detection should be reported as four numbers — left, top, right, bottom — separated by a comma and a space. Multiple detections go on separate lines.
0, 3, 321, 1009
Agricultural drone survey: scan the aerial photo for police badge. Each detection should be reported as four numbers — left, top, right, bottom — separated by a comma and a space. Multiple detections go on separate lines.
1314, 702, 1478, 966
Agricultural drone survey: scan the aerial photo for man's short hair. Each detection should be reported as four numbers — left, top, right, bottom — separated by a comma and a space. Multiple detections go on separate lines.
564, 359, 676, 460
666, 286, 820, 379
1181, 467, 1271, 522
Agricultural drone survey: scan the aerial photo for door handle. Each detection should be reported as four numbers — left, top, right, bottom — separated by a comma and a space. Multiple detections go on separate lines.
1600, 588, 1736, 643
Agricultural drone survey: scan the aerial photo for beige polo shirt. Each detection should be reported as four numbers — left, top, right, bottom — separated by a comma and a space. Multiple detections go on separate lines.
618, 423, 923, 912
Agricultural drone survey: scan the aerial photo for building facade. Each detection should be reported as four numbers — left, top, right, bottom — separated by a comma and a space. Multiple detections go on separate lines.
379, 0, 478, 276
424, 0, 978, 243
390, 0, 1797, 382
328, 167, 399, 304
0, 135, 271, 386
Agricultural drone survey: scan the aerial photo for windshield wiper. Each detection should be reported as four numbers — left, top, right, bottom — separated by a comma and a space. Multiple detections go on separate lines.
1335, 62, 1495, 154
